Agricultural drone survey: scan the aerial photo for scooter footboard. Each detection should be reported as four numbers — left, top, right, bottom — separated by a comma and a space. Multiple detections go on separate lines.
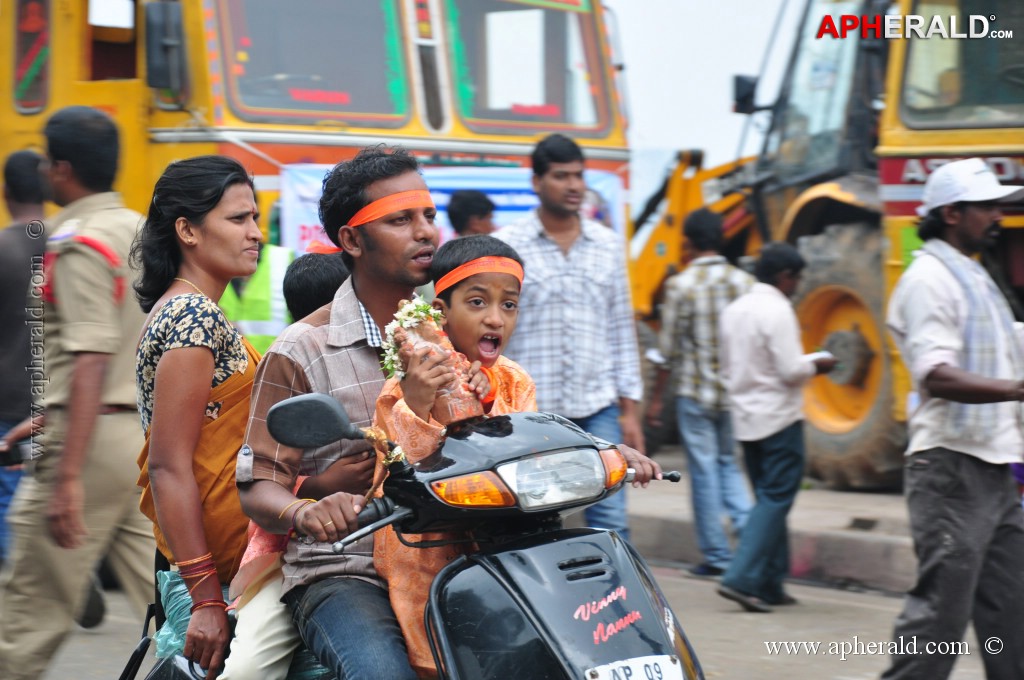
426, 528, 703, 680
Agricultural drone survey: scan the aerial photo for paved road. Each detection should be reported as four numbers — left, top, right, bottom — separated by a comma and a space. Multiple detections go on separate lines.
647, 565, 984, 679
47, 567, 987, 680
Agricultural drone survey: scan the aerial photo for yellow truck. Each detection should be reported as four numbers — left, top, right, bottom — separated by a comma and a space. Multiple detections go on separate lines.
632, 0, 1024, 488
1, 0, 630, 231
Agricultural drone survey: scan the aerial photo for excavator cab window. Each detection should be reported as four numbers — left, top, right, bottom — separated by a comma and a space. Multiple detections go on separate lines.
901, 0, 1024, 128
761, 0, 861, 182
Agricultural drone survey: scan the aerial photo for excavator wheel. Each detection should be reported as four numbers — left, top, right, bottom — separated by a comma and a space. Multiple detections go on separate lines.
794, 223, 905, 490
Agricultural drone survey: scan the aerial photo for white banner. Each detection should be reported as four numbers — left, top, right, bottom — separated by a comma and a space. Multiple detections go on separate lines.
279, 164, 333, 254
279, 164, 625, 254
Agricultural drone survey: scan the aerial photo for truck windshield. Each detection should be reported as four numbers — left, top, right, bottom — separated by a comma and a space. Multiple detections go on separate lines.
444, 0, 611, 136
762, 0, 861, 180
901, 0, 1024, 129
217, 0, 410, 126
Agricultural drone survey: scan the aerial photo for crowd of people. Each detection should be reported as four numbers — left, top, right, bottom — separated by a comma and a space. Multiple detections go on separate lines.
647, 154, 1024, 680
1, 103, 1022, 680
0, 108, 656, 680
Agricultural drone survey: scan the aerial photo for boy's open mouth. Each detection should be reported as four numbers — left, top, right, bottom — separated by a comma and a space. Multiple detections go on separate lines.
478, 334, 501, 359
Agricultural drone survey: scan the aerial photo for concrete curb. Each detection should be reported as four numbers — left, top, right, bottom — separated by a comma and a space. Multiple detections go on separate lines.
625, 448, 917, 594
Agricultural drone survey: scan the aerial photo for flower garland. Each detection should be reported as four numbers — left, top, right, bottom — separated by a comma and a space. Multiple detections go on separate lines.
381, 295, 445, 380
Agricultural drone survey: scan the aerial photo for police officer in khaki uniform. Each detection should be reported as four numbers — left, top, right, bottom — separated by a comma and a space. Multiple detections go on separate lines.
0, 106, 155, 680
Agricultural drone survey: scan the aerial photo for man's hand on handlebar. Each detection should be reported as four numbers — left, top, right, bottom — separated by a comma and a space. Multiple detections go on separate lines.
618, 445, 663, 487
294, 492, 364, 544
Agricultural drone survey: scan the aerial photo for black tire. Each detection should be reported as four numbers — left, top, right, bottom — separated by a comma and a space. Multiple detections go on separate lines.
795, 223, 905, 490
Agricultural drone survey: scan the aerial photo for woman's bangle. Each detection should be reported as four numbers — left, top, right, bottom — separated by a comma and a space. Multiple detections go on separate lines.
178, 558, 216, 576
187, 571, 217, 595
189, 598, 227, 614
180, 564, 217, 579
175, 551, 213, 568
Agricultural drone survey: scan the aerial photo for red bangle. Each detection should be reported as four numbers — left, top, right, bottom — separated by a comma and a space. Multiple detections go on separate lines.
190, 598, 227, 614
178, 560, 216, 578
175, 552, 213, 568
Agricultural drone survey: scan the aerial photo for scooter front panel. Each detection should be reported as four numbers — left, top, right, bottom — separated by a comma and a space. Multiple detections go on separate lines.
429, 529, 704, 679
430, 561, 570, 680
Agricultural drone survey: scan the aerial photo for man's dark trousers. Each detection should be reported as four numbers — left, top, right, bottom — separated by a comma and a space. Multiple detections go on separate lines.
720, 420, 804, 604
882, 448, 1024, 680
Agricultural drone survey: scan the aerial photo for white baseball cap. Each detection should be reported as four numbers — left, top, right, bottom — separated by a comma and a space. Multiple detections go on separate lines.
917, 158, 1024, 217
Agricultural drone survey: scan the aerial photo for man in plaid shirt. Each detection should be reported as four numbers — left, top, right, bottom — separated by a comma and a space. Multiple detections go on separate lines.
495, 134, 644, 540
647, 209, 752, 578
237, 146, 437, 679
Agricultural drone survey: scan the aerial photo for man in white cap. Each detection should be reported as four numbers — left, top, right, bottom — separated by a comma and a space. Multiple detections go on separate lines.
882, 158, 1024, 679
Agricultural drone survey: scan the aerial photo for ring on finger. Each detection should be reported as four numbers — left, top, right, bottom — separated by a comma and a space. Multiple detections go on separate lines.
322, 520, 334, 528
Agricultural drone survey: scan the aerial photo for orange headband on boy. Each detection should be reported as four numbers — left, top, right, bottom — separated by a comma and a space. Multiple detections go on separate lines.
347, 190, 435, 227
434, 256, 524, 296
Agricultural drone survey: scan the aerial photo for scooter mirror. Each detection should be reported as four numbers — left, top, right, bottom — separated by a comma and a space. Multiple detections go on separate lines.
267, 393, 365, 448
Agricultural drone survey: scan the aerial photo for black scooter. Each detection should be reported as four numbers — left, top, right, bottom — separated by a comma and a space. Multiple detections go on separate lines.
267, 393, 705, 680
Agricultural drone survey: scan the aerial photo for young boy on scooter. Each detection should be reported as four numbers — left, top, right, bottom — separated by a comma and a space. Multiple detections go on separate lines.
372, 235, 663, 677
373, 234, 535, 677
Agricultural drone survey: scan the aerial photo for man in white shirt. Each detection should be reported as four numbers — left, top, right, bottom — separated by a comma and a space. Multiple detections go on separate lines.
882, 158, 1024, 680
716, 243, 835, 613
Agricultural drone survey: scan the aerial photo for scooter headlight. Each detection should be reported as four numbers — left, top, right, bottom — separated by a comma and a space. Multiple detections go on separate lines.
496, 448, 606, 510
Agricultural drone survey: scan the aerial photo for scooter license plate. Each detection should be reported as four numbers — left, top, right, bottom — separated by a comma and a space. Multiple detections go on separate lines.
587, 654, 684, 680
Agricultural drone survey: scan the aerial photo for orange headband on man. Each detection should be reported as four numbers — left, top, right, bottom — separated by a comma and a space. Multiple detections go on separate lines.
434, 256, 524, 296
306, 240, 343, 254
347, 190, 435, 227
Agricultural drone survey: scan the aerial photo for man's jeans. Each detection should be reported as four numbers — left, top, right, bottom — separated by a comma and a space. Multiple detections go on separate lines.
676, 398, 750, 569
721, 421, 805, 603
571, 403, 630, 542
0, 420, 25, 564
284, 577, 417, 680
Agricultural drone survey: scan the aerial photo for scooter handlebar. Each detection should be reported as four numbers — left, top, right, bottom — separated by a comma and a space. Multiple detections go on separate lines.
332, 498, 413, 554
625, 468, 683, 483
358, 497, 396, 527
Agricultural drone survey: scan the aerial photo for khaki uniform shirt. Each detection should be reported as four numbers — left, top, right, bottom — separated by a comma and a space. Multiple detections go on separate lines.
41, 193, 146, 409
237, 277, 387, 595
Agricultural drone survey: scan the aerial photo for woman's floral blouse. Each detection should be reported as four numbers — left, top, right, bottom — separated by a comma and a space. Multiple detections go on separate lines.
136, 293, 249, 431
